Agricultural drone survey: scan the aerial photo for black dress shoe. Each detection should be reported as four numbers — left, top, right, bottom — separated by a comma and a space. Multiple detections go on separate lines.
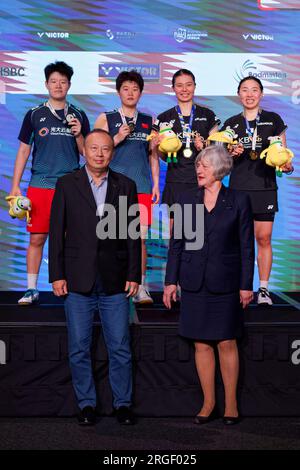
194, 407, 217, 425
116, 406, 135, 425
222, 415, 240, 425
77, 406, 96, 426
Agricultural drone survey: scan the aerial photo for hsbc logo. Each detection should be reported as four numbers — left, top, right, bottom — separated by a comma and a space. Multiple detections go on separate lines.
99, 63, 160, 82
243, 33, 274, 41
0, 67, 25, 77
37, 32, 70, 39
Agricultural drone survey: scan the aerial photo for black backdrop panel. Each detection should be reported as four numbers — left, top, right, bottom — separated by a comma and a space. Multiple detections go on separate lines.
1, 325, 300, 417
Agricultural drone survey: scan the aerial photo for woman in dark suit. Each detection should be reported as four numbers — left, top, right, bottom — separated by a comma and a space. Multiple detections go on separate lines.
163, 145, 254, 425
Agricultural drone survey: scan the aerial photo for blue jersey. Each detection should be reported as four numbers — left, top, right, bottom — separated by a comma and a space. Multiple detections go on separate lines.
106, 110, 152, 194
18, 102, 90, 189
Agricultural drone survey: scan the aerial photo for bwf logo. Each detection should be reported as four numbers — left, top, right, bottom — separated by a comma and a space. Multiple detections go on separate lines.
0, 340, 6, 365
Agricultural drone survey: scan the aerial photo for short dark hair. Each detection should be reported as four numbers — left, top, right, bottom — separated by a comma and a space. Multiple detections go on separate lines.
172, 69, 196, 87
85, 128, 114, 145
44, 61, 74, 82
116, 70, 144, 92
237, 76, 263, 93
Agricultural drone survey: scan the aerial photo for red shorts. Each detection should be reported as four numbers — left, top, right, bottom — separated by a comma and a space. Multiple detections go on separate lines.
26, 187, 55, 233
138, 193, 152, 226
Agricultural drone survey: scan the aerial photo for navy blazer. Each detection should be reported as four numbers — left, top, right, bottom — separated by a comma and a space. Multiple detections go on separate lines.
165, 185, 254, 294
49, 167, 141, 294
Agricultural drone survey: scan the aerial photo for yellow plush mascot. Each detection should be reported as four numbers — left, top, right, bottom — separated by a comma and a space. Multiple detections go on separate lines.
260, 136, 294, 176
206, 127, 238, 150
147, 122, 182, 163
6, 195, 32, 223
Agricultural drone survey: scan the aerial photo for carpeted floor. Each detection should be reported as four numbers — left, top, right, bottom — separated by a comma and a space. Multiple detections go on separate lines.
1, 416, 300, 451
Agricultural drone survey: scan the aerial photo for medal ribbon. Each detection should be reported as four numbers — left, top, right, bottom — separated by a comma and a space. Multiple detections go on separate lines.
176, 104, 195, 150
46, 100, 69, 123
244, 111, 261, 152
118, 108, 138, 127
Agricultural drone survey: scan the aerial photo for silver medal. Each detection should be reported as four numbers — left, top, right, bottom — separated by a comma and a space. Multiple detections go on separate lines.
66, 113, 75, 124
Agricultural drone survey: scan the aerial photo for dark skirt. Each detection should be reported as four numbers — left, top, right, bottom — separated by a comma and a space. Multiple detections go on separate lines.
179, 285, 243, 341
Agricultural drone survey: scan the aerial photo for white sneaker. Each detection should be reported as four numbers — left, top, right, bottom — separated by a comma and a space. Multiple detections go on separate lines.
18, 289, 39, 305
257, 287, 273, 306
132, 285, 153, 304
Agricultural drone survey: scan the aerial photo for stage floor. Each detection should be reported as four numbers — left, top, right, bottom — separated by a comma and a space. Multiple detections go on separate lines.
1, 291, 300, 417
1, 291, 300, 325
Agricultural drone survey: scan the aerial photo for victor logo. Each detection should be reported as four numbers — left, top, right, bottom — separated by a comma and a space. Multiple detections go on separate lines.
243, 33, 274, 41
37, 32, 69, 39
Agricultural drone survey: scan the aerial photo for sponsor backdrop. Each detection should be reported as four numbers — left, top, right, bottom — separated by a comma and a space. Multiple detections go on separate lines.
0, 0, 299, 291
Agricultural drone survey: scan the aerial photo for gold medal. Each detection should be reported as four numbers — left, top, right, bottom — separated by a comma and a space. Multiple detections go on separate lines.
183, 148, 193, 158
249, 150, 258, 160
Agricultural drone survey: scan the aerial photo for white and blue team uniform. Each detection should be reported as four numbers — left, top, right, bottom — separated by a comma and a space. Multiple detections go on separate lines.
106, 110, 152, 194
18, 102, 90, 189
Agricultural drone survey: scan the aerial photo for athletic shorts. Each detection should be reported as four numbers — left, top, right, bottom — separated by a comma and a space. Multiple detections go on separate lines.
253, 212, 275, 222
26, 186, 55, 233
138, 193, 152, 226
238, 189, 278, 221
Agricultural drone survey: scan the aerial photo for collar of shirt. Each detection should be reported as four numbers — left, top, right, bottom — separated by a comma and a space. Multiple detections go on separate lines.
85, 165, 109, 187
85, 165, 109, 216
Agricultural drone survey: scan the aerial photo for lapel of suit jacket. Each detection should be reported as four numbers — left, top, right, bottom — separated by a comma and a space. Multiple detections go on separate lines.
74, 166, 97, 213
105, 170, 120, 209
194, 187, 205, 236
205, 184, 230, 236
196, 186, 204, 205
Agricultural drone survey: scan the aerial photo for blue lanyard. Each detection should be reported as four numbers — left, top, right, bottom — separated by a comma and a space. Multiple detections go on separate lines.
176, 104, 195, 142
244, 112, 261, 138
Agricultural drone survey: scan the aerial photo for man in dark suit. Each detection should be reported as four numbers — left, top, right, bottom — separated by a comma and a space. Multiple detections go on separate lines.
49, 129, 141, 426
